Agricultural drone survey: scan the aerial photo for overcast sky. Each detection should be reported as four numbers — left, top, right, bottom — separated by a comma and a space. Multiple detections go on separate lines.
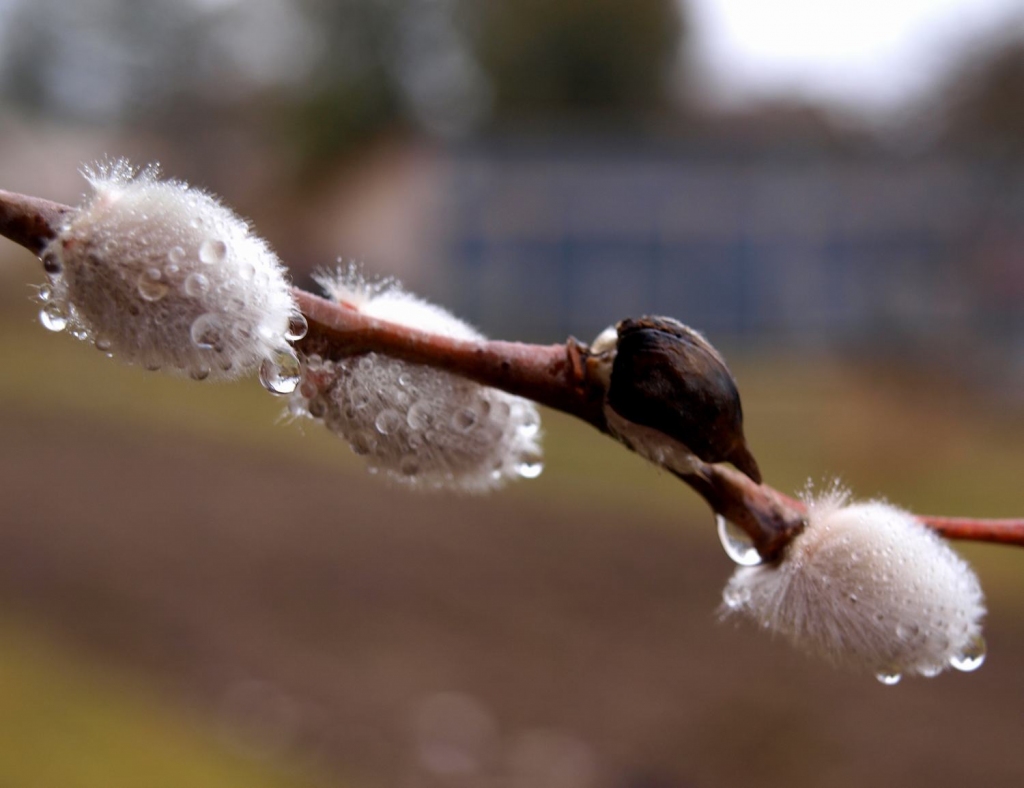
687, 0, 1024, 114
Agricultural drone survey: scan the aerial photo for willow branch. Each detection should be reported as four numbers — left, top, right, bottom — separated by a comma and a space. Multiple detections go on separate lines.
2, 187, 1021, 555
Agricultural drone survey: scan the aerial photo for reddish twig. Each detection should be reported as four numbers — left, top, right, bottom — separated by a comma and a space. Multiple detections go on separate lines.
1, 187, 1021, 554
917, 516, 1024, 547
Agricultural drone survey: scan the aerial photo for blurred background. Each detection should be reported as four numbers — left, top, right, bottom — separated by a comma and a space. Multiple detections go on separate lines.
1, 1, 1024, 786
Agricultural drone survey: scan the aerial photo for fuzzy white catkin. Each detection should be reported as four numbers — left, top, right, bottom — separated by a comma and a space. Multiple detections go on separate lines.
37, 161, 301, 382
722, 489, 986, 679
291, 270, 543, 492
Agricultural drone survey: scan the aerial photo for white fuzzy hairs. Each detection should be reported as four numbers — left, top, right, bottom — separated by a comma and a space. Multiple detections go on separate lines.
38, 161, 302, 382
291, 268, 544, 492
722, 486, 986, 682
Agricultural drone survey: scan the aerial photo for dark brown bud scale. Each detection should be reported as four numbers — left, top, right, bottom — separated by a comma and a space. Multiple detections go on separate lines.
607, 316, 762, 483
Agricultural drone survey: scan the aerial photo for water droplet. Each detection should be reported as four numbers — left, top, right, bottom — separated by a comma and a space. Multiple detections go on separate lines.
94, 337, 112, 352
190, 313, 222, 349
722, 583, 751, 611
39, 304, 67, 332
375, 409, 404, 435
515, 452, 544, 479
308, 397, 327, 419
919, 664, 944, 678
102, 238, 119, 254
517, 408, 541, 438
949, 634, 986, 672
259, 347, 301, 395
285, 314, 308, 341
38, 284, 53, 302
42, 252, 62, 276
199, 238, 227, 264
350, 431, 376, 456
190, 367, 211, 381
876, 672, 902, 686
137, 268, 169, 301
492, 400, 511, 420
168, 246, 186, 264
237, 261, 256, 280
398, 372, 412, 387
400, 457, 420, 477
716, 515, 763, 566
184, 272, 209, 297
452, 408, 477, 432
349, 389, 371, 410
407, 401, 433, 430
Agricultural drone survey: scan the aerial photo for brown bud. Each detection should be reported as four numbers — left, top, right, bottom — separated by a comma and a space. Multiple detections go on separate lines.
604, 316, 761, 483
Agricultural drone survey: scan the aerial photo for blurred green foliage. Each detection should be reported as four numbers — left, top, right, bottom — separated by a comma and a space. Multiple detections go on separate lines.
461, 0, 683, 119
0, 0, 686, 166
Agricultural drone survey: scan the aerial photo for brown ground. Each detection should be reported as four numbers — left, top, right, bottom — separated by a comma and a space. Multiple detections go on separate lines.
1, 409, 1023, 788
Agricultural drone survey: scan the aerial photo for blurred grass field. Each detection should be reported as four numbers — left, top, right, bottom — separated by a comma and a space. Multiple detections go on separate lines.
1, 254, 1024, 787
0, 616, 328, 788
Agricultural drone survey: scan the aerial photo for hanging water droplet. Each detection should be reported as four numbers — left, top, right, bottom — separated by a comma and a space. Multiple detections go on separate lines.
190, 313, 223, 349
949, 634, 986, 672
517, 409, 541, 438
375, 409, 404, 435
168, 245, 186, 264
39, 304, 67, 332
259, 347, 302, 395
137, 268, 168, 301
875, 672, 902, 686
919, 664, 944, 678
515, 451, 544, 479
190, 367, 211, 381
199, 238, 228, 264
407, 401, 433, 430
42, 252, 62, 276
38, 284, 52, 302
285, 313, 308, 341
716, 515, 763, 566
94, 337, 112, 352
184, 272, 209, 297
722, 583, 752, 611
452, 407, 477, 432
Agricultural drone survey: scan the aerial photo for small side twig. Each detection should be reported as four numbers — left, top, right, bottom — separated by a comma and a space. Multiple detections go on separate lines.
1, 187, 1021, 555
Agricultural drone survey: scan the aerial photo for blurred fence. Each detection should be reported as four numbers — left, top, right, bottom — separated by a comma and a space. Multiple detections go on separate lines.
444, 140, 1024, 365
